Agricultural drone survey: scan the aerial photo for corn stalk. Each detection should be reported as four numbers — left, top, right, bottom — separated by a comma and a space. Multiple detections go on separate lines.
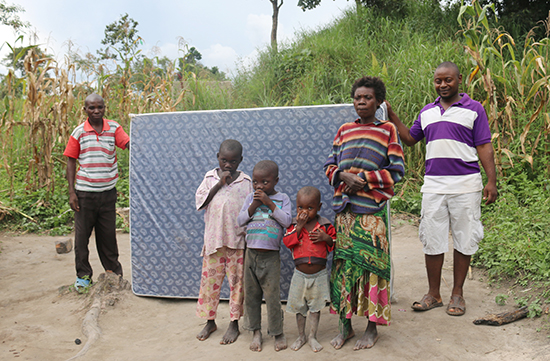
0, 37, 211, 203
21, 48, 76, 197
458, 1, 550, 175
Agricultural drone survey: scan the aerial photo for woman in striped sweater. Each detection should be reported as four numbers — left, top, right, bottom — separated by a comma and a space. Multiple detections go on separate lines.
324, 76, 405, 350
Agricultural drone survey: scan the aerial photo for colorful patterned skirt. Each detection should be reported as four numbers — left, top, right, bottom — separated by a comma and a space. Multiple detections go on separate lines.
330, 204, 391, 334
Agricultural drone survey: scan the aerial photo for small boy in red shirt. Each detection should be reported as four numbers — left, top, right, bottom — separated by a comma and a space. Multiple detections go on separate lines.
283, 186, 336, 352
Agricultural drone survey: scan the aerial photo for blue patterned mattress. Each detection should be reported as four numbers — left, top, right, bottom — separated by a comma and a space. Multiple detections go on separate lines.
129, 104, 379, 299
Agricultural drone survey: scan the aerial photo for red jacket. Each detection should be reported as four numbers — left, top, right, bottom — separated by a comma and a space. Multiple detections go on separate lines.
283, 216, 336, 267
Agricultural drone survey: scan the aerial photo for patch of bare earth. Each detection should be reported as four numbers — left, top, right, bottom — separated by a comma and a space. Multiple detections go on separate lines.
0, 221, 548, 360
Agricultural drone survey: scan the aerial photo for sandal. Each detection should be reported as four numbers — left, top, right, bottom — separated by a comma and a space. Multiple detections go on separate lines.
446, 294, 466, 316
412, 294, 444, 311
74, 277, 91, 293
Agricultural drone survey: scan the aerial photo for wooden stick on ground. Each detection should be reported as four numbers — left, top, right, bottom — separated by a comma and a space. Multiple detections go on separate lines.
473, 306, 529, 326
65, 272, 131, 360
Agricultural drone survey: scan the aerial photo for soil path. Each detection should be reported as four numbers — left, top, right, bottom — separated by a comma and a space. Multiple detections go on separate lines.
1, 219, 548, 360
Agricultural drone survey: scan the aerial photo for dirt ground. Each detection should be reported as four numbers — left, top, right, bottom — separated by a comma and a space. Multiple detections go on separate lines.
1, 218, 549, 361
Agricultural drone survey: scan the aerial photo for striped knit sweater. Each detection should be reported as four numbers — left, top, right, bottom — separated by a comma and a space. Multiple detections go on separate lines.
324, 119, 405, 214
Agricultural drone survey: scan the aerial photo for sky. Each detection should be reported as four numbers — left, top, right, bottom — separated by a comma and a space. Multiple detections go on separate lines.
0, 0, 354, 76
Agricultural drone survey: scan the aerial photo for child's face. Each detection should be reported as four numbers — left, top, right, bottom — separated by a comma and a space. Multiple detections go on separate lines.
296, 193, 321, 223
252, 168, 278, 195
217, 149, 242, 175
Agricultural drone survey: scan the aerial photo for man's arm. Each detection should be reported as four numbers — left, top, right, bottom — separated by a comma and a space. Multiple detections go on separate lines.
66, 157, 80, 212
114, 126, 130, 150
386, 101, 418, 147
476, 142, 498, 205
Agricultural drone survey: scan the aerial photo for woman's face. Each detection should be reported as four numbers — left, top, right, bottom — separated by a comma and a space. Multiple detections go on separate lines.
353, 86, 382, 123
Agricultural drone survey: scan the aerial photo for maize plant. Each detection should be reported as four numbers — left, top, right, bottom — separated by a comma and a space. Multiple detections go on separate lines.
459, 1, 550, 176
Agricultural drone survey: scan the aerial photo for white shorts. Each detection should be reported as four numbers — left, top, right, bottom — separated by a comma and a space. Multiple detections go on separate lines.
286, 268, 330, 316
419, 192, 484, 256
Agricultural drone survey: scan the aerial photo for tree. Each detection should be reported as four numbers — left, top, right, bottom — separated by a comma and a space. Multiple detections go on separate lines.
296, 0, 367, 13
185, 47, 202, 64
299, 0, 408, 16
491, 0, 550, 38
297, 0, 322, 11
97, 13, 142, 63
1, 45, 51, 74
131, 55, 175, 91
471, 0, 550, 38
0, 0, 29, 31
270, 0, 284, 52
272, 1, 348, 52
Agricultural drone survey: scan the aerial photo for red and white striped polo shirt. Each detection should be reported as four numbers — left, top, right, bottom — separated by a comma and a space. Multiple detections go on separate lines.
63, 118, 129, 192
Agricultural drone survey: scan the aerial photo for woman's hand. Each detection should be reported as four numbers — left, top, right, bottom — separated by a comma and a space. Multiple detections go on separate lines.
339, 172, 366, 194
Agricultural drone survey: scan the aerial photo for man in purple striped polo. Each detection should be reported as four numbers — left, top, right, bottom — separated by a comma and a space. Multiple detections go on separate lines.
64, 93, 130, 293
388, 61, 497, 316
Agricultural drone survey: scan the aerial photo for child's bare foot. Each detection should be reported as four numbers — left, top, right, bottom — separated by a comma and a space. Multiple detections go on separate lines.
197, 320, 217, 341
290, 335, 307, 351
274, 333, 287, 351
307, 312, 322, 352
354, 323, 378, 350
330, 329, 355, 349
309, 336, 323, 352
220, 320, 239, 345
250, 330, 262, 352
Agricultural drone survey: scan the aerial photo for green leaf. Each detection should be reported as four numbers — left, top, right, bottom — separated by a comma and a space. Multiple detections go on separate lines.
525, 77, 548, 103
457, 4, 475, 26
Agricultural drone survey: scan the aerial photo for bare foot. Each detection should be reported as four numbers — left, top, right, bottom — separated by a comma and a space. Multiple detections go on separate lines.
274, 333, 287, 351
220, 320, 240, 345
309, 336, 323, 352
250, 330, 262, 352
290, 335, 307, 351
330, 329, 355, 350
197, 320, 217, 341
354, 325, 378, 350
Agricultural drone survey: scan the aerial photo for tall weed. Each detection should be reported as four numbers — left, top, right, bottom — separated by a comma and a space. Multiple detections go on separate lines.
474, 171, 550, 285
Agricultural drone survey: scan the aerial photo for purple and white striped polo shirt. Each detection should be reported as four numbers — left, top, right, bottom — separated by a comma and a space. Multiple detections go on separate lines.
410, 93, 492, 194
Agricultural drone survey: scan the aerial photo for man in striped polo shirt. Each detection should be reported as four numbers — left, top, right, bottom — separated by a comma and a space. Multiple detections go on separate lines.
63, 93, 130, 292
388, 62, 497, 316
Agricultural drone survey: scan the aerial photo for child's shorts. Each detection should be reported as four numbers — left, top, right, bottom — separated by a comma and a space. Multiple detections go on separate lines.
419, 192, 484, 256
286, 268, 330, 316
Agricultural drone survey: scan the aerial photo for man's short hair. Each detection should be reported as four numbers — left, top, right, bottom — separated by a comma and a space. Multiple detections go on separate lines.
84, 93, 104, 105
436, 61, 460, 77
